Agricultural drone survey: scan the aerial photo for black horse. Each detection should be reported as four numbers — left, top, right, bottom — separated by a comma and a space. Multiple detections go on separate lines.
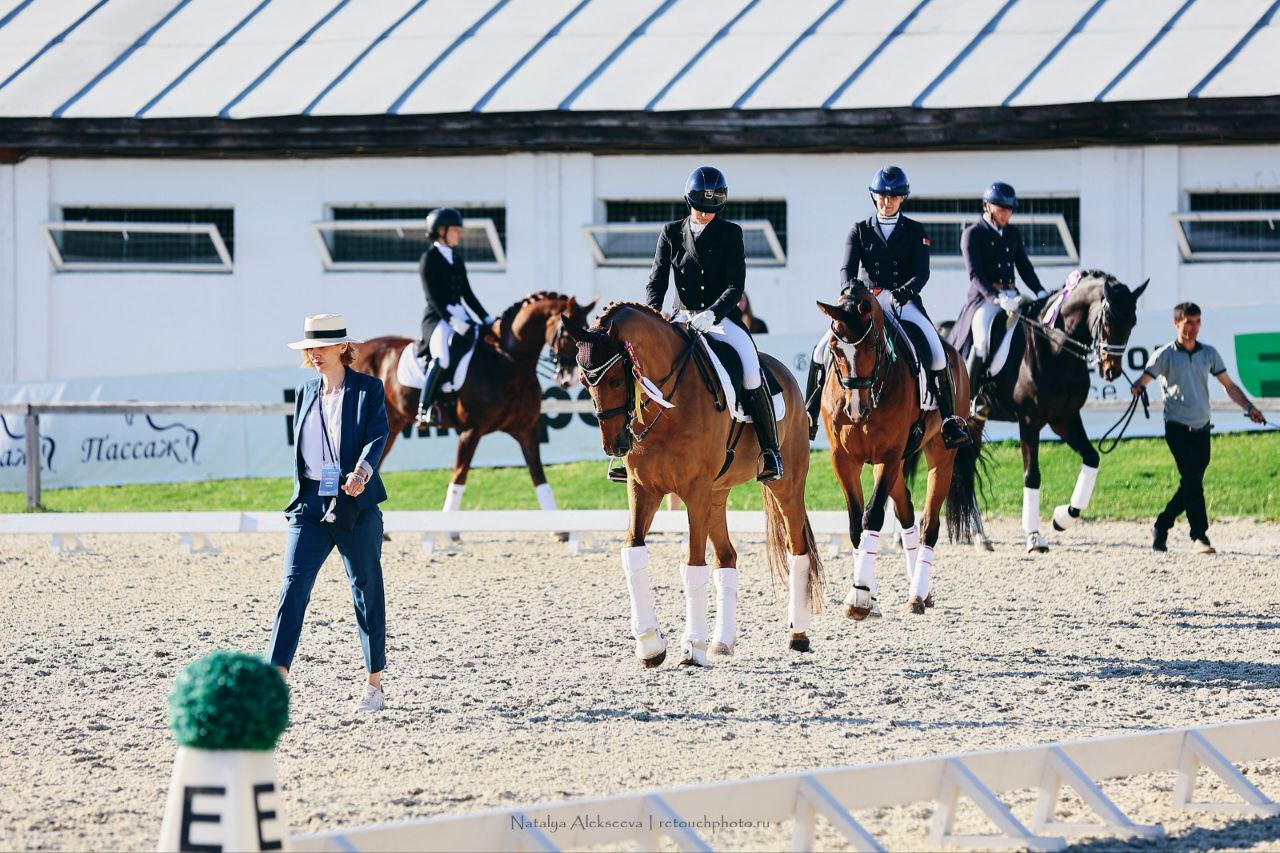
947, 269, 1147, 553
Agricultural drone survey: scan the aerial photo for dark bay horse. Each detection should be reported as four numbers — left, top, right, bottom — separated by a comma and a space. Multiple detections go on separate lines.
353, 292, 595, 524
564, 302, 822, 667
817, 290, 982, 618
957, 270, 1146, 553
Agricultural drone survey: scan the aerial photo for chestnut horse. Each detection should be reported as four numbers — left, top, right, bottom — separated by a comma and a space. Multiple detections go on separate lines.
816, 288, 982, 618
564, 302, 822, 668
353, 292, 595, 521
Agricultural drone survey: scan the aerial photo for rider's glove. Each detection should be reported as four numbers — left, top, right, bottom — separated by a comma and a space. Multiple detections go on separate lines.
448, 317, 471, 335
891, 287, 912, 308
482, 314, 495, 326
689, 310, 716, 333
1035, 290, 1050, 301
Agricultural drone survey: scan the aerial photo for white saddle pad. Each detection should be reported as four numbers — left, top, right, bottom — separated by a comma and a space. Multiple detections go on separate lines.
697, 338, 786, 424
395, 339, 477, 393
988, 321, 1017, 379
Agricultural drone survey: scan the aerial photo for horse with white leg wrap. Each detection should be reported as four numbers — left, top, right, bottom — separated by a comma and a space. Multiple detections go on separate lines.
946, 269, 1146, 553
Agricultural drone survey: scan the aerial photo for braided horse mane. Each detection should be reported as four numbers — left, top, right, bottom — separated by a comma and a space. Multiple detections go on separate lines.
593, 300, 665, 330
496, 290, 573, 349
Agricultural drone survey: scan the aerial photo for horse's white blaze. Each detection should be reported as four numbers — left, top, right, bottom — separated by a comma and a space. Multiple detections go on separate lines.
852, 529, 880, 598
680, 564, 710, 644
712, 567, 739, 652
835, 338, 863, 419
900, 523, 920, 586
787, 553, 812, 633
911, 545, 934, 600
621, 546, 659, 643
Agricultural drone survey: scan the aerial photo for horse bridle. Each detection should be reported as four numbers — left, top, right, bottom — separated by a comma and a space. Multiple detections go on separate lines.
1021, 297, 1132, 366
579, 334, 699, 446
545, 316, 577, 373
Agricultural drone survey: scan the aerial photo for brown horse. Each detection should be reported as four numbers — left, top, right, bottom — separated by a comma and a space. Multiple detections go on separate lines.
353, 292, 596, 523
816, 288, 982, 618
564, 302, 822, 668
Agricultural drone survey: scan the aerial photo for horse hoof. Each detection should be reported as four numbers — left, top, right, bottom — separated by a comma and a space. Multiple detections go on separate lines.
679, 641, 709, 667
710, 642, 734, 657
843, 586, 873, 620
923, 593, 935, 608
641, 651, 666, 669
382, 532, 392, 543
554, 531, 570, 543
1026, 533, 1049, 554
907, 596, 926, 615
449, 533, 462, 544
788, 634, 811, 652
977, 535, 995, 552
635, 630, 666, 667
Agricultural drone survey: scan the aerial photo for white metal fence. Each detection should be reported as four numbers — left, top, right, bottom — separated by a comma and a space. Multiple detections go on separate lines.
288, 718, 1280, 852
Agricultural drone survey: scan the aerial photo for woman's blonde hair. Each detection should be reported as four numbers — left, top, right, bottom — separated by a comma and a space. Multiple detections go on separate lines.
299, 343, 357, 368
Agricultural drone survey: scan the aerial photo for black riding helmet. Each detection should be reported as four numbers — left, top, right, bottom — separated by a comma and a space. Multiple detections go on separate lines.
983, 181, 1019, 210
685, 166, 728, 213
425, 207, 464, 239
868, 166, 910, 197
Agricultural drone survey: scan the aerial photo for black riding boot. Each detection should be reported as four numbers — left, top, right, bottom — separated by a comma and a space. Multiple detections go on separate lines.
931, 368, 971, 449
416, 360, 446, 432
747, 384, 784, 482
804, 359, 825, 441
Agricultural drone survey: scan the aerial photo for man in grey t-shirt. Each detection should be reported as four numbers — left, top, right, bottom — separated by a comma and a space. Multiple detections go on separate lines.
1131, 302, 1264, 553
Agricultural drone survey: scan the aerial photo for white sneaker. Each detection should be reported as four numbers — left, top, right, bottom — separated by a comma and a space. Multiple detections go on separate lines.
355, 682, 384, 712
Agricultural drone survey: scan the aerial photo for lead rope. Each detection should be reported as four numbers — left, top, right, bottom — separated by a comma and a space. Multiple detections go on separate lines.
1096, 367, 1149, 455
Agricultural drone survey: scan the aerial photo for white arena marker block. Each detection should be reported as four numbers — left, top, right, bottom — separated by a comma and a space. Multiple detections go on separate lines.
180, 533, 220, 555
50, 533, 89, 555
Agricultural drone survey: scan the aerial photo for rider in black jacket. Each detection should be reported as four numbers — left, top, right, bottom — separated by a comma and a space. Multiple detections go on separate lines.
416, 207, 493, 427
805, 166, 970, 448
646, 166, 783, 482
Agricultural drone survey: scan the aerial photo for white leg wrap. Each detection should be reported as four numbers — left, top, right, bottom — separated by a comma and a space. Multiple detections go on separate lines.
442, 482, 465, 512
853, 530, 879, 599
680, 564, 710, 643
534, 482, 557, 512
911, 545, 934, 601
1071, 465, 1098, 511
712, 567, 739, 649
899, 524, 920, 585
1022, 487, 1041, 534
621, 546, 658, 638
787, 553, 812, 633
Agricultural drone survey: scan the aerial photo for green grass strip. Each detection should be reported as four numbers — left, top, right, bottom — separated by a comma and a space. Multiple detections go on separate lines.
2, 433, 1275, 522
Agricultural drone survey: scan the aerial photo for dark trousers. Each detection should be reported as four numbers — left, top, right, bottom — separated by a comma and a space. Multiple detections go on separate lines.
1156, 421, 1212, 540
267, 481, 387, 673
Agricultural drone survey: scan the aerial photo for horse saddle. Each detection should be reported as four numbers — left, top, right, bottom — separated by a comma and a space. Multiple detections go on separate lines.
698, 336, 785, 423
881, 316, 937, 413
395, 333, 478, 393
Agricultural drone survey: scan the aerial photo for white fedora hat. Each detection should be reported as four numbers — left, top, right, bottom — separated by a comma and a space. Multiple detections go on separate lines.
287, 313, 363, 350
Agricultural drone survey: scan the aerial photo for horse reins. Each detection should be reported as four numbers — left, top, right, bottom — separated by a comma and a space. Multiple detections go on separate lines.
829, 313, 892, 411
580, 334, 700, 444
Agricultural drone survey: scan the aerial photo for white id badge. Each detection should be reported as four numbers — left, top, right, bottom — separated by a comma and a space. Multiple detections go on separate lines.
319, 462, 341, 496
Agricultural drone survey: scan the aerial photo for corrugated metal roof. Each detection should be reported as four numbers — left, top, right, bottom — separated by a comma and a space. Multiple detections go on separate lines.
0, 0, 1277, 119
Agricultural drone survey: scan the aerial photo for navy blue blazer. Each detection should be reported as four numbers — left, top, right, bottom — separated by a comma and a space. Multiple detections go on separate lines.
287, 367, 389, 523
840, 215, 931, 308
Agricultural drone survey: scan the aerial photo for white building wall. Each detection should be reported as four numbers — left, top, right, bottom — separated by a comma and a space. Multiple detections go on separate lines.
4, 144, 1279, 382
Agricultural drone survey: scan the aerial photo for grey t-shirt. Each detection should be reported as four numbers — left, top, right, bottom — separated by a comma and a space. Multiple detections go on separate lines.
1143, 340, 1227, 428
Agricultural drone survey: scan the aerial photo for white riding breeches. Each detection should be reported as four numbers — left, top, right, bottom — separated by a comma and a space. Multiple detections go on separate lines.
876, 291, 946, 371
971, 300, 1004, 359
428, 322, 455, 368
705, 317, 762, 390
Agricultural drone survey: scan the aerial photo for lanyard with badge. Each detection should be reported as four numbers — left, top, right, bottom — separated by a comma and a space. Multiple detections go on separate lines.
316, 394, 342, 499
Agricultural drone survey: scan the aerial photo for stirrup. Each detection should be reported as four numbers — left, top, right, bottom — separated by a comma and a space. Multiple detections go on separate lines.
941, 416, 970, 448
756, 449, 783, 482
606, 462, 628, 483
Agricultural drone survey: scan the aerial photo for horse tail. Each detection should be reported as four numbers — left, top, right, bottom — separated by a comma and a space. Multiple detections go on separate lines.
762, 488, 825, 615
946, 422, 990, 544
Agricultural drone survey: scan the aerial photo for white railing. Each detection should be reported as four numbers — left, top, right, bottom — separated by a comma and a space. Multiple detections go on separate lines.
309, 217, 506, 271
39, 221, 234, 272
911, 212, 1079, 266
288, 718, 1280, 852
581, 220, 786, 266
1170, 210, 1280, 261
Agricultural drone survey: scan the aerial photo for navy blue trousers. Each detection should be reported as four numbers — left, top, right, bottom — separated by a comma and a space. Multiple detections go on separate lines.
267, 481, 386, 673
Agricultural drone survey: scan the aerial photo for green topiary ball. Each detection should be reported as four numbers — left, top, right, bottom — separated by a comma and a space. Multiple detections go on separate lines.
168, 650, 289, 751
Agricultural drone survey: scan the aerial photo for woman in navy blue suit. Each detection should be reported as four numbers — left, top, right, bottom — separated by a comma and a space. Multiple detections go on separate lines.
269, 313, 391, 712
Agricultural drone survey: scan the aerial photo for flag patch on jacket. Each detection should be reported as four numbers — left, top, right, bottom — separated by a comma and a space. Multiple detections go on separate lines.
922, 237, 932, 246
